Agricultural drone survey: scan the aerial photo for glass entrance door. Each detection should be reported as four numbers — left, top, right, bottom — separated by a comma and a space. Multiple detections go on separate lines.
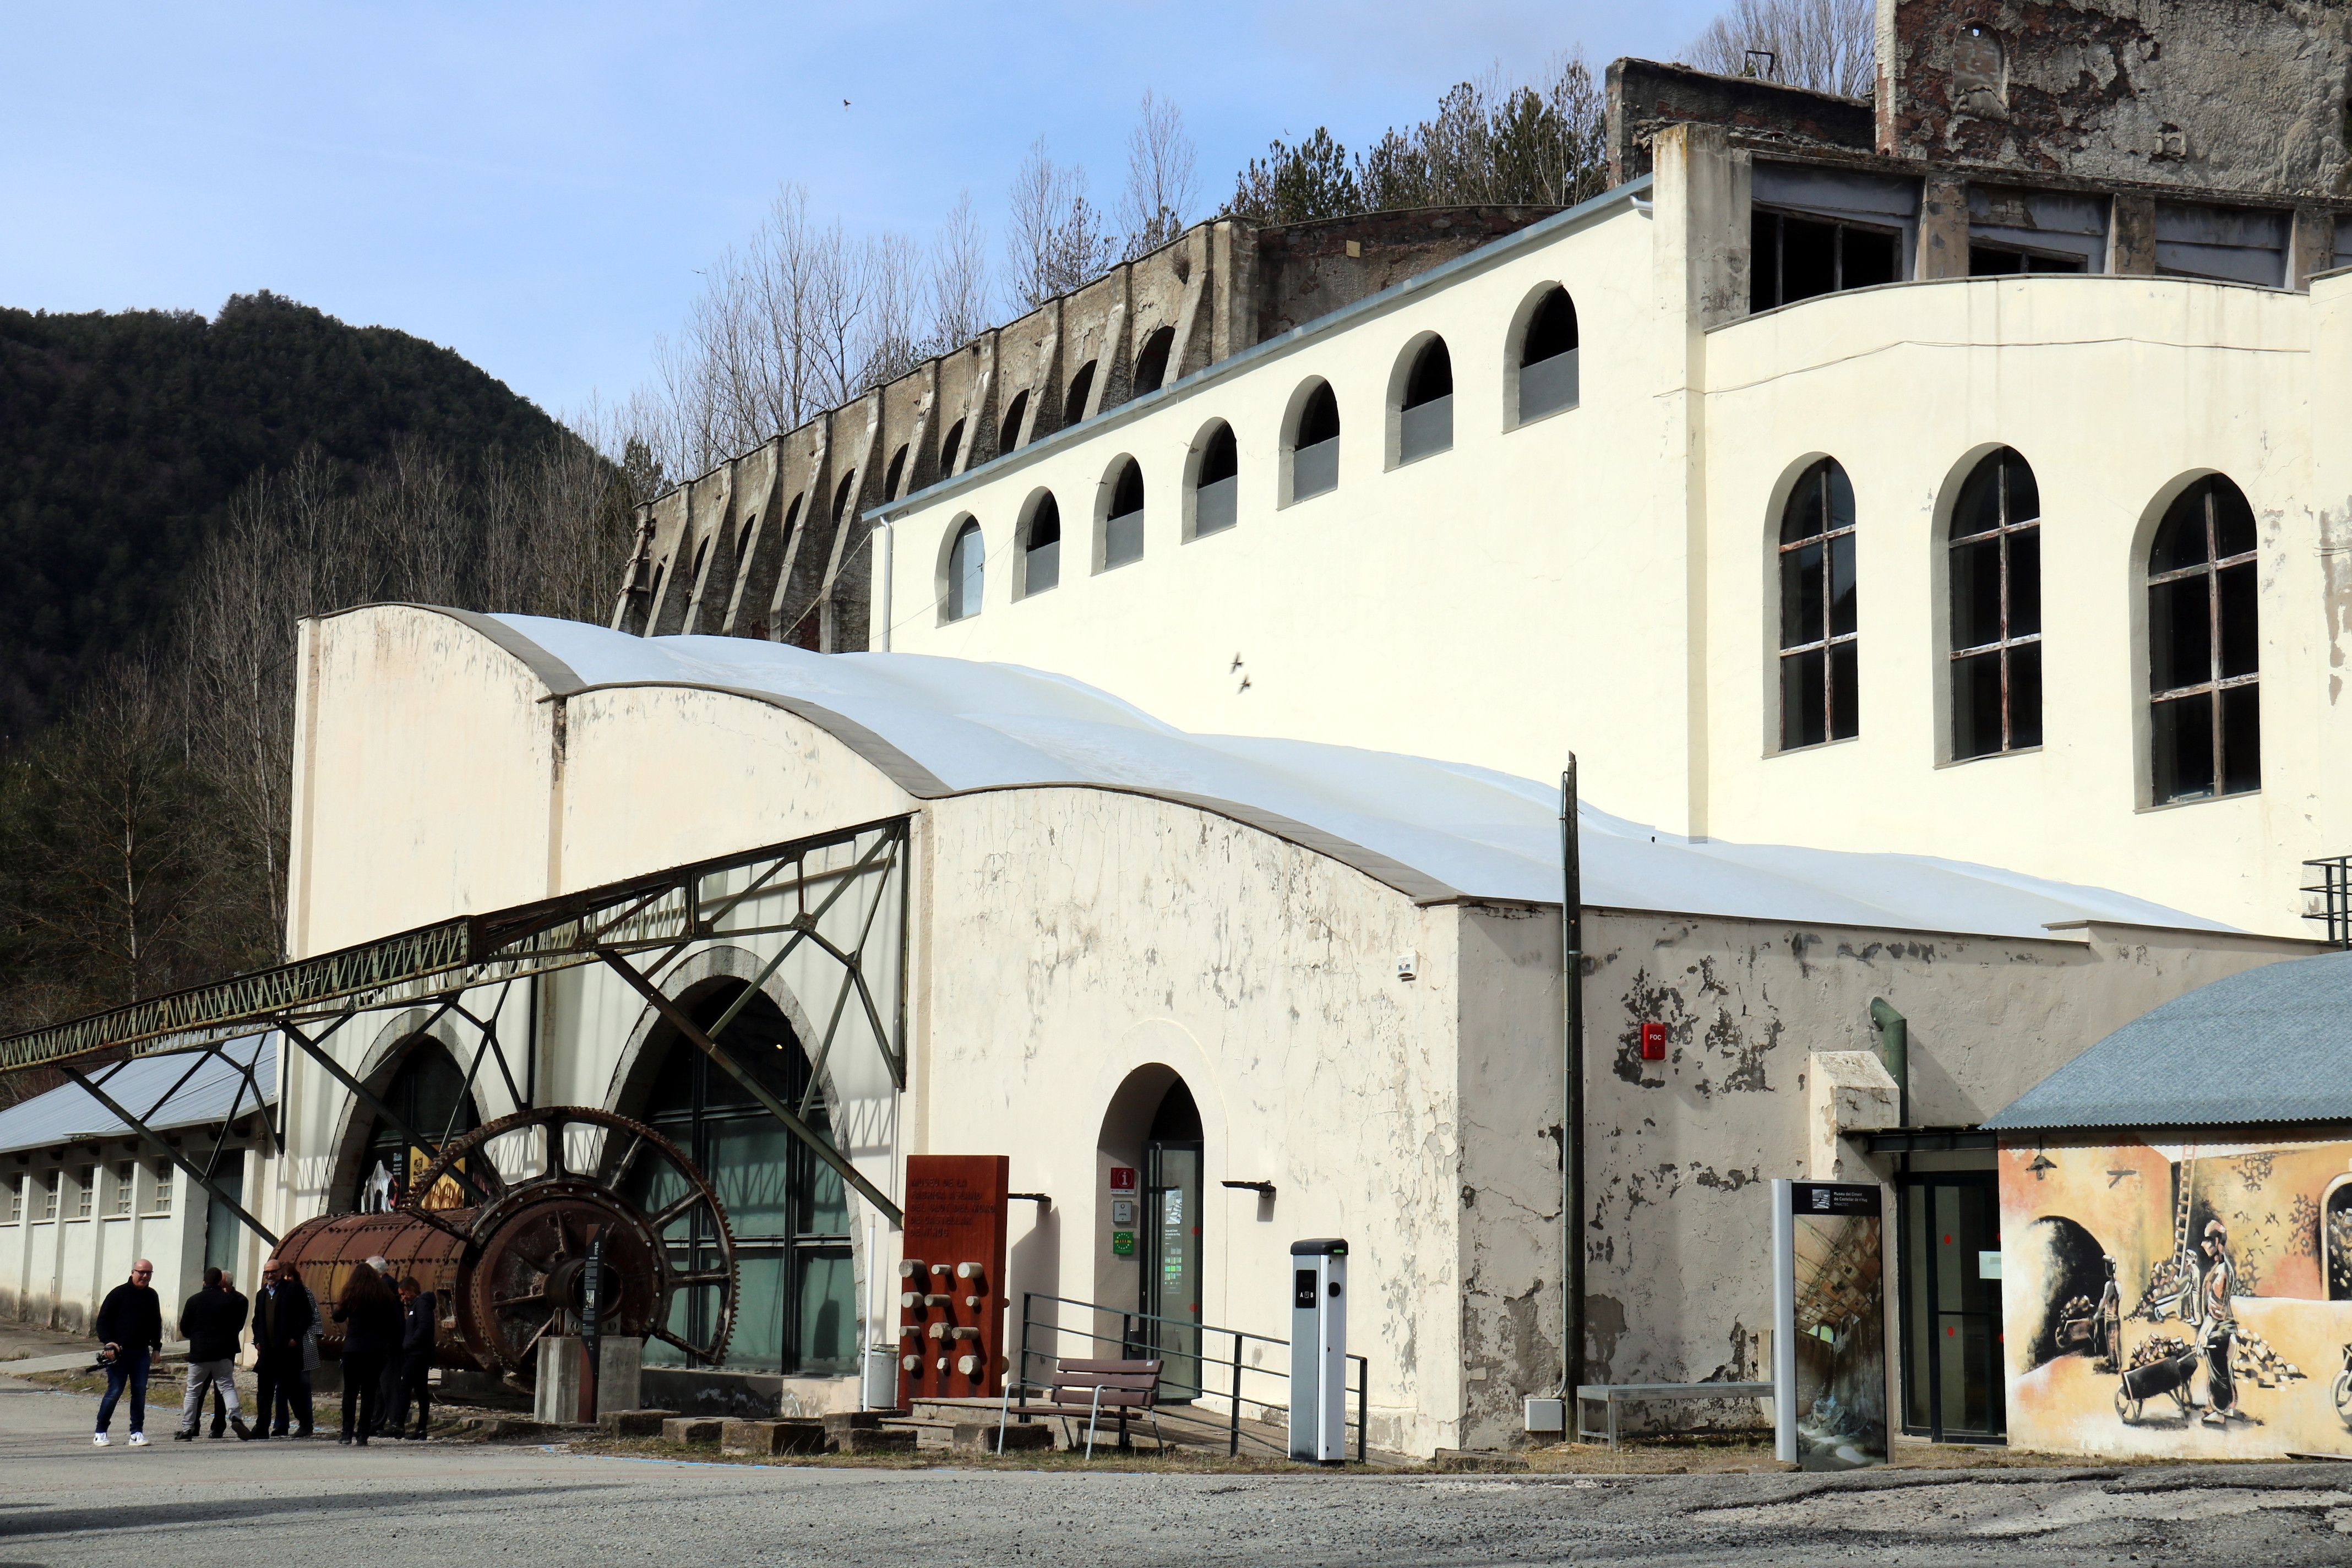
1901, 1174, 2005, 1441
1142, 1141, 1202, 1400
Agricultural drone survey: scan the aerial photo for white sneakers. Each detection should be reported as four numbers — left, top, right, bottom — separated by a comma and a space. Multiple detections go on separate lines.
127, 1432, 149, 1446
92, 1432, 109, 1446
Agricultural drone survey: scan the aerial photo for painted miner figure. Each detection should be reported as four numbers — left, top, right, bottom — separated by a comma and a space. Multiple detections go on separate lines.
2199, 1221, 2239, 1427
2095, 1256, 2124, 1373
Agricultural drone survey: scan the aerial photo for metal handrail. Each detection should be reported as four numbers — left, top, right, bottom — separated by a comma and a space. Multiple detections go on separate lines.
1005, 1289, 1367, 1462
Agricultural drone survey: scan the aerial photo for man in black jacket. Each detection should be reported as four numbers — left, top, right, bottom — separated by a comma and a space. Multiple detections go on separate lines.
386, 1276, 437, 1439
251, 1257, 315, 1438
92, 1260, 162, 1446
175, 1267, 253, 1441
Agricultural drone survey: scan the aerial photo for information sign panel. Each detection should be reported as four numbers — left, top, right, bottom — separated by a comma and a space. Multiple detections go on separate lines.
1772, 1179, 1888, 1469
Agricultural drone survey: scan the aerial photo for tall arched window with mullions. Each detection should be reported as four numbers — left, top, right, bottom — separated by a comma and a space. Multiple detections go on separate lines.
1948, 448, 2043, 759
2148, 475, 2260, 803
944, 519, 984, 622
1777, 458, 1859, 749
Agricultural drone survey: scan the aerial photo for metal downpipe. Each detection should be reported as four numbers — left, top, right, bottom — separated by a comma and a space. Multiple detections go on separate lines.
1870, 997, 1909, 1126
1558, 758, 1585, 1403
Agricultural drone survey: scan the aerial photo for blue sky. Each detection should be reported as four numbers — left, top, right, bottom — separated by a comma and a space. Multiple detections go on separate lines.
3, 2, 1719, 423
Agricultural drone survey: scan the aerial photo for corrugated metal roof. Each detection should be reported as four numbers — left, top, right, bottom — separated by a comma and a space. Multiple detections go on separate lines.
1983, 953, 2352, 1131
0, 1034, 275, 1156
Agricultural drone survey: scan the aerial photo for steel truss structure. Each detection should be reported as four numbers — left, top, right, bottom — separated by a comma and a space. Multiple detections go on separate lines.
0, 816, 913, 1246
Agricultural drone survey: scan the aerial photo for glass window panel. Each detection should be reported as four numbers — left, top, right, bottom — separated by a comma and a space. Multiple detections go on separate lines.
1194, 477, 1238, 536
1950, 459, 2003, 540
1828, 534, 1858, 638
1751, 212, 1781, 311
1104, 510, 1145, 568
2008, 642, 2044, 749
1398, 395, 1453, 461
1292, 437, 1338, 500
1827, 463, 1856, 535
1952, 651, 2005, 759
1830, 641, 1860, 740
2221, 685, 2262, 796
2004, 453, 2040, 522
2212, 480, 2256, 558
727, 1250, 788, 1373
1782, 649, 1827, 749
2148, 577, 2212, 693
1779, 466, 1825, 545
2217, 562, 2259, 678
1950, 537, 2002, 649
2151, 492, 2211, 573
1781, 543, 1825, 647
802, 1141, 850, 1237
1517, 350, 1579, 421
793, 1251, 857, 1374
2008, 527, 2041, 638
1841, 226, 1899, 288
1025, 538, 1059, 594
1780, 215, 1837, 303
707, 1117, 798, 1238
2153, 692, 2215, 802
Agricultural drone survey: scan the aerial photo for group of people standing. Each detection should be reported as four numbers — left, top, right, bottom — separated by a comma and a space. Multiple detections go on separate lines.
90, 1255, 438, 1447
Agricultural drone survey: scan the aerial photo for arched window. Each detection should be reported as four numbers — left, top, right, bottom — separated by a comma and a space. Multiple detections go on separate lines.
1515, 286, 1580, 423
623, 981, 852, 1374
1133, 326, 1175, 398
1286, 379, 1341, 504
1396, 336, 1453, 463
349, 1040, 480, 1212
690, 535, 710, 584
938, 420, 966, 476
2149, 475, 2260, 802
1022, 494, 1060, 596
833, 472, 858, 525
1103, 458, 1145, 570
1777, 458, 1859, 749
737, 511, 758, 564
1948, 448, 2043, 759
1064, 361, 1097, 426
1190, 422, 1239, 538
883, 444, 909, 500
999, 390, 1030, 455
946, 519, 984, 621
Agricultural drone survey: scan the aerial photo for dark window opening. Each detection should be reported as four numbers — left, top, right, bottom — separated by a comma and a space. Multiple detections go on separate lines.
833, 472, 858, 524
691, 536, 710, 584
1517, 286, 1580, 421
1969, 244, 2087, 276
350, 1043, 480, 1213
1402, 338, 1452, 407
1397, 337, 1452, 462
939, 420, 966, 475
947, 520, 984, 620
1289, 381, 1340, 502
1777, 457, 1860, 749
1104, 460, 1145, 569
1064, 361, 1097, 426
883, 444, 908, 500
2149, 475, 2260, 803
1000, 390, 1030, 455
1752, 209, 1901, 312
737, 513, 757, 564
1948, 448, 2043, 759
1133, 326, 1175, 398
1193, 423, 1238, 537
1023, 496, 1060, 595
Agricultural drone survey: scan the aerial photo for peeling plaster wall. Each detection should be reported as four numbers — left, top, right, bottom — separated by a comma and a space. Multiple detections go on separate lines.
1451, 905, 2312, 1448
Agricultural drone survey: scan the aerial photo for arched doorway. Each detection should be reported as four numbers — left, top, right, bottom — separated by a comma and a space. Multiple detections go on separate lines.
621, 980, 855, 1376
1142, 1080, 1203, 1399
347, 1037, 480, 1213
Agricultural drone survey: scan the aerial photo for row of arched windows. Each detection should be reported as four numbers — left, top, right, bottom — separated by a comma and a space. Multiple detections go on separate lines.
938, 285, 1585, 621
1776, 449, 2261, 804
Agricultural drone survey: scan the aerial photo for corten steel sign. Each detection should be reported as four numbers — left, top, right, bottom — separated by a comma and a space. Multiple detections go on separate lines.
897, 1155, 1010, 1407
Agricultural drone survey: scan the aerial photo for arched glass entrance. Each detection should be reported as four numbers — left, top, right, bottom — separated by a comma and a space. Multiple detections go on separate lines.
349, 1038, 480, 1212
1142, 1080, 1203, 1399
626, 982, 856, 1375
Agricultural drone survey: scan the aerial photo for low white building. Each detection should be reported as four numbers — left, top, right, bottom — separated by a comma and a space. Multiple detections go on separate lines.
2, 604, 2308, 1453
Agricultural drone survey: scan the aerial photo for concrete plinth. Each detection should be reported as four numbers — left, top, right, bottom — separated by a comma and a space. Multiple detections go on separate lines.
534, 1336, 645, 1424
662, 1417, 723, 1445
960, 1420, 1051, 1452
721, 1418, 827, 1456
836, 1428, 917, 1454
599, 1408, 679, 1438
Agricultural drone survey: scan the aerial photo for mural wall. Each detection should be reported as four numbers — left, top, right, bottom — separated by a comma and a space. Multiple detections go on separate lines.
2000, 1129, 2352, 1458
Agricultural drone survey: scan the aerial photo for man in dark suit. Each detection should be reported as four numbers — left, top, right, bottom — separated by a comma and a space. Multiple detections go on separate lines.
386, 1276, 438, 1439
92, 1260, 162, 1446
251, 1257, 316, 1438
175, 1267, 252, 1441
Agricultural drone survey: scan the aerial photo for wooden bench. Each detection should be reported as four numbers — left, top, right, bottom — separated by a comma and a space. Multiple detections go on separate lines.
1575, 1381, 1774, 1449
997, 1357, 1164, 1458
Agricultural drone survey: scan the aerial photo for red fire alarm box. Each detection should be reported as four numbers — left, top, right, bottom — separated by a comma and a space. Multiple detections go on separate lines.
1640, 1021, 1668, 1061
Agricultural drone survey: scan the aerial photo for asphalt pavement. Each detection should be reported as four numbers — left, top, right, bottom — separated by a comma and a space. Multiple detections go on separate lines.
8, 1373, 2352, 1565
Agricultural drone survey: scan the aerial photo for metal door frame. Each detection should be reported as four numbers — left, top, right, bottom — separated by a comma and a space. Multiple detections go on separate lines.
1899, 1170, 2006, 1444
1141, 1138, 1204, 1401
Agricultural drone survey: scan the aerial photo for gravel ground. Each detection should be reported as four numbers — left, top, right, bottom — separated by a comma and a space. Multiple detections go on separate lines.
10, 1373, 2352, 1566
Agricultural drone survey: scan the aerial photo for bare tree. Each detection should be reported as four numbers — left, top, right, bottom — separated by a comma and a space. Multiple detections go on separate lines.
1006, 139, 1118, 310
928, 193, 994, 352
1121, 90, 1199, 258
1685, 0, 1876, 96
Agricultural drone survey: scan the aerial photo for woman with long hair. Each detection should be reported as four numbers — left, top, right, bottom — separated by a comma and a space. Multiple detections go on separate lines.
331, 1261, 402, 1445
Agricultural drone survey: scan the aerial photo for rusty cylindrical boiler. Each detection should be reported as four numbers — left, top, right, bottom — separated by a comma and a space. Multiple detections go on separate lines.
277, 1105, 738, 1384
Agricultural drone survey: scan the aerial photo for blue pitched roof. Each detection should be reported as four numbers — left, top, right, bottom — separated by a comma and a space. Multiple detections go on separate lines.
0, 1035, 276, 1156
1984, 953, 2352, 1131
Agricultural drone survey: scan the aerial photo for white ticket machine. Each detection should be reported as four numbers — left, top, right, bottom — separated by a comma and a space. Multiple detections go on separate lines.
1288, 1238, 1348, 1464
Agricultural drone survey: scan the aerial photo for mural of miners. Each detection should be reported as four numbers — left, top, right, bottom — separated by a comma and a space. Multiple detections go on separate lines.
2094, 1256, 2123, 1373
2197, 1220, 2239, 1427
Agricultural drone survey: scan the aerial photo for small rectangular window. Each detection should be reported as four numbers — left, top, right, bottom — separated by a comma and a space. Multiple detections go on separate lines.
152, 1162, 173, 1216
40, 1170, 59, 1221
3, 1174, 19, 1224
1751, 209, 1905, 312
113, 1161, 134, 1217
74, 1166, 95, 1220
